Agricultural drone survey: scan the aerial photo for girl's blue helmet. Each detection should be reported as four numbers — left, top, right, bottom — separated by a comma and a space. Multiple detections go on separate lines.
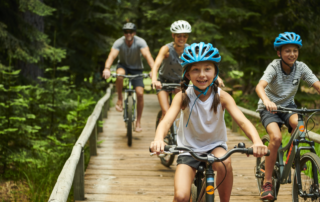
181, 42, 221, 69
274, 32, 302, 50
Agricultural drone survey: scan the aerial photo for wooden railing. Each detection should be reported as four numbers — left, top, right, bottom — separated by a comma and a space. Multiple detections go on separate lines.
232, 105, 320, 144
48, 84, 113, 202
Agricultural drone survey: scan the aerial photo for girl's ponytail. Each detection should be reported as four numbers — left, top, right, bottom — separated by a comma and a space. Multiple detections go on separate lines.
180, 75, 190, 109
211, 79, 220, 113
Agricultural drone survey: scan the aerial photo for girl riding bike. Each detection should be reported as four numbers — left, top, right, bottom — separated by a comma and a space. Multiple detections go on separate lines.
150, 42, 268, 202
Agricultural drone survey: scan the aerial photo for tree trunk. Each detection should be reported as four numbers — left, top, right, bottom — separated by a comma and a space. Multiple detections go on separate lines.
18, 0, 44, 81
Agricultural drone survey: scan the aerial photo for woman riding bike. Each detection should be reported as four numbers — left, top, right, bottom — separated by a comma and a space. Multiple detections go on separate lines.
151, 20, 224, 121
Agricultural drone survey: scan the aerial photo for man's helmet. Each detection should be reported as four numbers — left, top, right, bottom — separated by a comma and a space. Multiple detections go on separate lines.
274, 32, 302, 50
122, 22, 136, 32
170, 20, 192, 34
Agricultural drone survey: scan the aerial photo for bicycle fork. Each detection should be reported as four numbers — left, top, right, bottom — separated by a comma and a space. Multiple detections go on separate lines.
205, 165, 215, 202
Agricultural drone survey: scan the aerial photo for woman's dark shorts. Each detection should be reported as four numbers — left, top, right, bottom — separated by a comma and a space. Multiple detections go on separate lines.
259, 103, 297, 133
116, 65, 144, 88
176, 145, 227, 169
156, 77, 181, 94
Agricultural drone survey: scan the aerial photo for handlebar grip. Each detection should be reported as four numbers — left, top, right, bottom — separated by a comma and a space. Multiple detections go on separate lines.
266, 150, 270, 156
247, 148, 270, 156
164, 145, 171, 151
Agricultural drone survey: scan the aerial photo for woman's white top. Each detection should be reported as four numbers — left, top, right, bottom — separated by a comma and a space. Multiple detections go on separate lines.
177, 87, 228, 155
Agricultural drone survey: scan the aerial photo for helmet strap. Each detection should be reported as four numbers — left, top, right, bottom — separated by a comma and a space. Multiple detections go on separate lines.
279, 53, 295, 72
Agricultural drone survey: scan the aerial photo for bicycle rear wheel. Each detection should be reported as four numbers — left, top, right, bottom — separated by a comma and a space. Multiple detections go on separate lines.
292, 152, 320, 202
155, 110, 176, 167
255, 135, 280, 200
127, 96, 133, 146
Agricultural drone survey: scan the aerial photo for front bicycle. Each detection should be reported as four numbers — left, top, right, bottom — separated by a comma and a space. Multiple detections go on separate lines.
255, 106, 320, 201
155, 83, 181, 167
151, 143, 270, 202
112, 73, 149, 146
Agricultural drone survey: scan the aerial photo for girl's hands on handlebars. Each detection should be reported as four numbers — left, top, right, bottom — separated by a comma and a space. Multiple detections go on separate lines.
250, 143, 268, 158
152, 80, 162, 90
150, 140, 165, 155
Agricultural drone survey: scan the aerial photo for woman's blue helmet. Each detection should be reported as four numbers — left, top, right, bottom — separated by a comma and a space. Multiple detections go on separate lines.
181, 42, 221, 69
273, 32, 302, 50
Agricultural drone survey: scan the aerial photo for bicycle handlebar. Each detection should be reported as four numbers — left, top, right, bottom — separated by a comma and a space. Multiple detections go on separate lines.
111, 73, 149, 79
150, 143, 270, 162
257, 105, 320, 114
277, 106, 320, 113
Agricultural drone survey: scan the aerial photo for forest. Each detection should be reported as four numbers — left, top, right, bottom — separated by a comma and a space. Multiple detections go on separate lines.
1, 0, 320, 200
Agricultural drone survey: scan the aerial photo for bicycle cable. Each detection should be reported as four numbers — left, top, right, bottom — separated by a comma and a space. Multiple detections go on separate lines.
213, 158, 227, 190
305, 111, 319, 138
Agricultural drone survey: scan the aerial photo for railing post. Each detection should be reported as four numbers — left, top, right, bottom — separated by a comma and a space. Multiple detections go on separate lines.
89, 123, 97, 156
232, 118, 238, 133
73, 149, 85, 201
106, 100, 109, 119
98, 112, 103, 133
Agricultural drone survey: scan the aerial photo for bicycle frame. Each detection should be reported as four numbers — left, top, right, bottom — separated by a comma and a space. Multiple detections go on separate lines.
195, 158, 216, 202
123, 78, 136, 123
259, 113, 318, 200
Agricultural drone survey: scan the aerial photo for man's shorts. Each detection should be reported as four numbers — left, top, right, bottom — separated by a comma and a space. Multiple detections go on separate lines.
156, 76, 181, 94
259, 103, 297, 133
176, 145, 227, 169
117, 65, 144, 88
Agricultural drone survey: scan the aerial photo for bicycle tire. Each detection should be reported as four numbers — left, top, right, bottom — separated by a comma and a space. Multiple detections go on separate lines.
155, 110, 176, 167
190, 184, 197, 202
292, 152, 320, 202
256, 134, 280, 200
127, 96, 133, 146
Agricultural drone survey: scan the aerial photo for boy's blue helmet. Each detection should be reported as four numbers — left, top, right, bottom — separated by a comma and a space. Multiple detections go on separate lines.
273, 32, 302, 50
181, 42, 221, 69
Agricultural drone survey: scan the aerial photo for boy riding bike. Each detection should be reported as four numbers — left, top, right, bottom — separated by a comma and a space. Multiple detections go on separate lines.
255, 32, 320, 200
150, 42, 268, 202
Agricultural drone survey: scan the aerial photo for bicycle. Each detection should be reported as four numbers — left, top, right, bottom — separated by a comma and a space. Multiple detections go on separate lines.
255, 106, 320, 201
155, 83, 181, 167
150, 143, 269, 202
111, 73, 149, 146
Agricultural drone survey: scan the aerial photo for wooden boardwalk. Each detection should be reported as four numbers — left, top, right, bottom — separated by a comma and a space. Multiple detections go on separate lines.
79, 94, 292, 202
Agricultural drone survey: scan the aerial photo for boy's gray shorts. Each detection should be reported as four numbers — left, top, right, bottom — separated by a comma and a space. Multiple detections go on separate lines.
259, 103, 297, 133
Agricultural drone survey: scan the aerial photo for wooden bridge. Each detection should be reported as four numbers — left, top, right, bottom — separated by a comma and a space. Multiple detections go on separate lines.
77, 94, 292, 202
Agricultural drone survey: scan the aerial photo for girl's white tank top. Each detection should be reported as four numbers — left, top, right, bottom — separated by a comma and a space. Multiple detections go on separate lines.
177, 87, 228, 155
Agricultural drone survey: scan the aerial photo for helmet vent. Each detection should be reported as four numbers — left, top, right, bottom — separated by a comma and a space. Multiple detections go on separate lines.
205, 50, 214, 57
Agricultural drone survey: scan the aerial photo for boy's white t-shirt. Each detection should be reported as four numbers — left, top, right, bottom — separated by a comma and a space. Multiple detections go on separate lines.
177, 87, 228, 155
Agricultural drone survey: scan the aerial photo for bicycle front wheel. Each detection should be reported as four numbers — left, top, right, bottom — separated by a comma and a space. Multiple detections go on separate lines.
293, 152, 320, 202
256, 135, 280, 199
127, 96, 133, 146
155, 110, 175, 167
